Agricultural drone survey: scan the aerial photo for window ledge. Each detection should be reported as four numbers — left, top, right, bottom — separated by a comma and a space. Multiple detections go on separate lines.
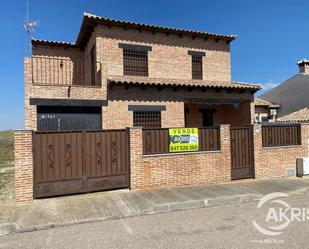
262, 145, 302, 150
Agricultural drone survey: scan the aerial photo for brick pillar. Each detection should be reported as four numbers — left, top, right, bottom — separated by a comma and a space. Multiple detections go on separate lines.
219, 124, 232, 182
301, 123, 309, 157
252, 124, 263, 179
14, 130, 33, 204
129, 127, 143, 190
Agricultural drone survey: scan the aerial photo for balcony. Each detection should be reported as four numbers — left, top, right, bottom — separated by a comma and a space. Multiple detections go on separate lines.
31, 57, 102, 87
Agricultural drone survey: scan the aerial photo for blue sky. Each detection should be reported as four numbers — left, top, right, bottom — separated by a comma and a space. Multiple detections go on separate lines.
0, 0, 308, 130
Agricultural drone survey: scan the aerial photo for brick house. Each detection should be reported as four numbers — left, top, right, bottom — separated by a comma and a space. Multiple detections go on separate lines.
25, 12, 261, 132
17, 13, 309, 204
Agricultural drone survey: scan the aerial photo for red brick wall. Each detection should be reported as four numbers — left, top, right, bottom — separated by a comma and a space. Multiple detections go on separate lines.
96, 25, 231, 82
14, 130, 33, 204
253, 124, 309, 179
130, 125, 231, 190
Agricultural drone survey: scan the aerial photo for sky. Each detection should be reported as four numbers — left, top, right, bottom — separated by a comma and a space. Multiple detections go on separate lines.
0, 0, 308, 130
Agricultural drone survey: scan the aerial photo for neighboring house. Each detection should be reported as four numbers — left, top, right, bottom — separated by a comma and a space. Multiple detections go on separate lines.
277, 108, 309, 123
260, 60, 309, 118
25, 12, 261, 132
254, 98, 280, 123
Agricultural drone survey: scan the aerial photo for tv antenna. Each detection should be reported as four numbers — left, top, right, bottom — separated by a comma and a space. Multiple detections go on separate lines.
24, 0, 39, 51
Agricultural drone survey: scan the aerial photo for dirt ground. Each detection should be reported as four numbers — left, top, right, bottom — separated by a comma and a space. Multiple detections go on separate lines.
0, 131, 14, 201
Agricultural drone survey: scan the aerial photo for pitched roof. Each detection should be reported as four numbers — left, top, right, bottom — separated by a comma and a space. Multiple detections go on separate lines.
32, 12, 237, 49
254, 98, 280, 108
107, 75, 261, 91
277, 108, 309, 122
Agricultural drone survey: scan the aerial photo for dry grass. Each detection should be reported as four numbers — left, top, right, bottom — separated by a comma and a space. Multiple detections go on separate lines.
0, 130, 14, 200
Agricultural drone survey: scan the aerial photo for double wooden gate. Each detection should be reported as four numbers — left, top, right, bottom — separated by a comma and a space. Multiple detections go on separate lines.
33, 129, 129, 198
230, 127, 254, 180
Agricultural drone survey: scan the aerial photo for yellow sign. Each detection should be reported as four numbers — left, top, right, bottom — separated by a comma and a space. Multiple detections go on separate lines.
169, 128, 199, 153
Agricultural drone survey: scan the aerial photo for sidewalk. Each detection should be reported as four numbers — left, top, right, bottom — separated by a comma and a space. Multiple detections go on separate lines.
1, 177, 309, 235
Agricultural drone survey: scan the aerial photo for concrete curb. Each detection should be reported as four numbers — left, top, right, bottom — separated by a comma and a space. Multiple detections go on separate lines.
1, 188, 308, 236
151, 194, 261, 214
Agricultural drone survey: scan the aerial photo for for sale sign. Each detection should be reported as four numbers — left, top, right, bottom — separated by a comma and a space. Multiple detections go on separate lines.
169, 128, 199, 153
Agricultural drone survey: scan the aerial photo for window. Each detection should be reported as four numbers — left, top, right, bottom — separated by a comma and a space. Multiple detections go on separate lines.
90, 46, 96, 85
119, 43, 152, 77
188, 51, 205, 80
123, 49, 148, 76
133, 111, 161, 128
192, 56, 203, 80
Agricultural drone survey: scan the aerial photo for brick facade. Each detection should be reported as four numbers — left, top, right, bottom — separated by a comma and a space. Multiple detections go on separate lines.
14, 130, 33, 204
25, 19, 256, 131
96, 25, 231, 82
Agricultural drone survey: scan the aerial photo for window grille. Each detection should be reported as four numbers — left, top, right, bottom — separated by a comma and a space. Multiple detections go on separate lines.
123, 49, 148, 76
192, 56, 203, 80
133, 111, 161, 128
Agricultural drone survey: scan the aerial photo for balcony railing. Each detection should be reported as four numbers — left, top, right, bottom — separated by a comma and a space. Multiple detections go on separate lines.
31, 56, 102, 87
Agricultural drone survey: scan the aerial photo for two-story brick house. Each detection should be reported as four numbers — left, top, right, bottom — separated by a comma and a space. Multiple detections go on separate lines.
25, 12, 260, 132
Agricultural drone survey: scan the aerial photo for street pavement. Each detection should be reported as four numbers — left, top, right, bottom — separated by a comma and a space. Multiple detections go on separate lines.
1, 192, 309, 249
1, 177, 309, 234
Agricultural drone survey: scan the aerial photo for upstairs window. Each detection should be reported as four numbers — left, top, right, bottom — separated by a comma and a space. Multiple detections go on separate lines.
119, 43, 152, 77
123, 49, 148, 76
192, 56, 203, 80
188, 51, 206, 80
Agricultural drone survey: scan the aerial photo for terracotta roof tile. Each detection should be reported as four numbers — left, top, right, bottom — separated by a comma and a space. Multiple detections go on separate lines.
277, 108, 309, 122
32, 12, 237, 48
107, 75, 261, 91
254, 98, 280, 108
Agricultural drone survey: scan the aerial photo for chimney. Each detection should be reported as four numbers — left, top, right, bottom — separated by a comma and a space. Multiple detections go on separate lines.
297, 59, 309, 74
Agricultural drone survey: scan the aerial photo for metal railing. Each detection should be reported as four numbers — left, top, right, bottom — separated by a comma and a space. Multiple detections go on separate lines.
31, 56, 102, 87
142, 127, 220, 155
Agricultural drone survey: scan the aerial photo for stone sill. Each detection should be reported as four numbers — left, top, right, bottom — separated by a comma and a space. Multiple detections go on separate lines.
262, 145, 302, 150
143, 150, 222, 158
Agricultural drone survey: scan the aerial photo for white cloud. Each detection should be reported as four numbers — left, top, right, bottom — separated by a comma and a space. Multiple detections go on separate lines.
262, 81, 280, 91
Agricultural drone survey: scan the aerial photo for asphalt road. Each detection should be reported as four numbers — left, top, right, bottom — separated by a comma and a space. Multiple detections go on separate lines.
1, 192, 309, 249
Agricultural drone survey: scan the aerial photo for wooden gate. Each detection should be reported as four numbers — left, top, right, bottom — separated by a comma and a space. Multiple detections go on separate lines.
33, 129, 129, 198
230, 127, 254, 180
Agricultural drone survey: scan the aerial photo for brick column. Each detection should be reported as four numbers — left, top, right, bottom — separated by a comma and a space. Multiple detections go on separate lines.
219, 124, 232, 182
301, 123, 309, 157
252, 124, 263, 179
129, 127, 143, 190
14, 130, 33, 204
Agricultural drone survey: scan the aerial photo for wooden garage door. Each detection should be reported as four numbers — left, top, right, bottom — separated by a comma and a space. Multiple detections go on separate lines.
33, 129, 129, 198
